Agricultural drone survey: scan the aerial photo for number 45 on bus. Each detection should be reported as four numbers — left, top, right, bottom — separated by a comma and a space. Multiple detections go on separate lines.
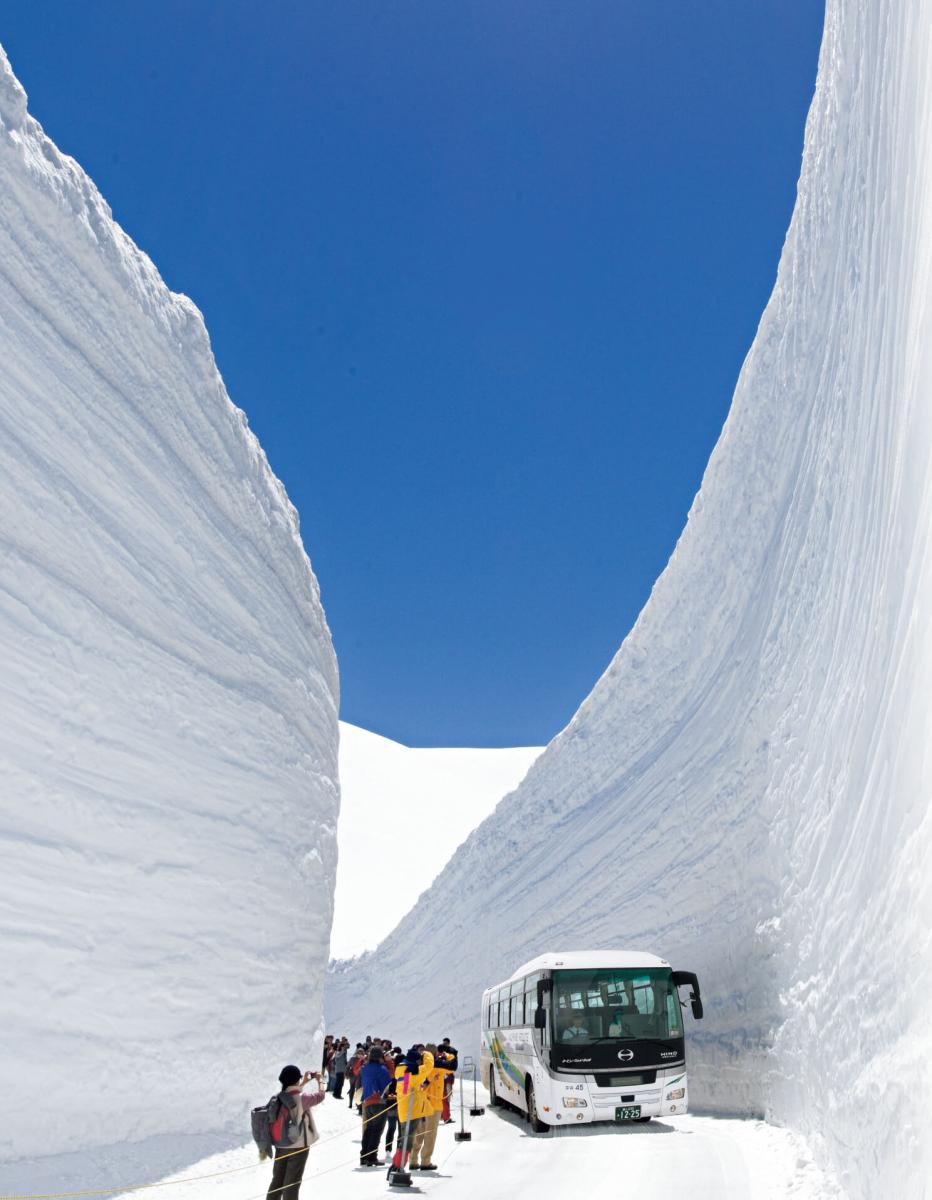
480, 950, 703, 1130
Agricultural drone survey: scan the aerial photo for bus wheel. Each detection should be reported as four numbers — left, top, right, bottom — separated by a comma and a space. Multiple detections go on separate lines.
489, 1070, 502, 1107
526, 1080, 548, 1133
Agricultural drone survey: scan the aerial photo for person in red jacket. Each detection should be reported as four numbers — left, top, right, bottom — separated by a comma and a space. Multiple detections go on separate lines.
439, 1039, 457, 1122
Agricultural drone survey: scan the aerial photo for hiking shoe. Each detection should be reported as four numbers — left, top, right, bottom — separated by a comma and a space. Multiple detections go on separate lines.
420, 1164, 438, 1171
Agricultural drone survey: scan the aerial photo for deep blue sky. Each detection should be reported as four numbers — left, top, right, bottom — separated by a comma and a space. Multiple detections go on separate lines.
2, 2, 823, 746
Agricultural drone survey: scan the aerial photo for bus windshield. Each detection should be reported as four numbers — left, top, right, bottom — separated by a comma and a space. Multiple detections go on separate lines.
552, 967, 683, 1043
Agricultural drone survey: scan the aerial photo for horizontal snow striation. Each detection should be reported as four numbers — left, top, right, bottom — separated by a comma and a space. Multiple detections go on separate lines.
0, 46, 339, 1165
327, 3, 932, 1196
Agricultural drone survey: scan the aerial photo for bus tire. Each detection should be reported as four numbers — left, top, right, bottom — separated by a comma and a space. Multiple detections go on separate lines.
489, 1069, 502, 1107
526, 1080, 548, 1133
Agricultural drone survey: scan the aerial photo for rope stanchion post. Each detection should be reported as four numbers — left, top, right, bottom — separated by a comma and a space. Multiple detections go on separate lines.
387, 1076, 415, 1189
467, 1057, 485, 1117
454, 1066, 471, 1143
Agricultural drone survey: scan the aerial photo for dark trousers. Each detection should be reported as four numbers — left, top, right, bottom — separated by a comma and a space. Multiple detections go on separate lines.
391, 1117, 422, 1168
331, 1071, 345, 1099
384, 1107, 398, 1152
360, 1102, 388, 1164
268, 1148, 307, 1200
347, 1074, 358, 1105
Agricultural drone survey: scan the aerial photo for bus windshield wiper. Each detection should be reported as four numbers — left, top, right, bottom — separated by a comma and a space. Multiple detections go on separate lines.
586, 1036, 680, 1049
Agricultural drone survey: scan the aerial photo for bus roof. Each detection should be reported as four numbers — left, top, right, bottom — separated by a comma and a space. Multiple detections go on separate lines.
497, 950, 671, 986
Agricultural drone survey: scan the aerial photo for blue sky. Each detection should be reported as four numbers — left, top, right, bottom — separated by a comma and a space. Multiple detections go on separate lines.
2, 2, 824, 747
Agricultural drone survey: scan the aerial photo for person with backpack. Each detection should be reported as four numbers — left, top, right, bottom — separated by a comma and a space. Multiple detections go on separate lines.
260, 1066, 324, 1200
398, 1045, 434, 1172
358, 1045, 392, 1166
438, 1039, 457, 1123
382, 1046, 402, 1158
410, 1043, 454, 1172
389, 1046, 430, 1172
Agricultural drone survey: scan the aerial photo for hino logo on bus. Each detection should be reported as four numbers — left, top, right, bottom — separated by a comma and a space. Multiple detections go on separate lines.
661, 1051, 677, 1058
617, 1050, 635, 1062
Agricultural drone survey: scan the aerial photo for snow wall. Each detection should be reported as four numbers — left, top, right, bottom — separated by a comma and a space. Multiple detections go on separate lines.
0, 47, 339, 1167
327, 3, 932, 1196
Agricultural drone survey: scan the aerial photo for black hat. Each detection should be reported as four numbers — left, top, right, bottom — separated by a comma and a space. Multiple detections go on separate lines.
279, 1064, 302, 1088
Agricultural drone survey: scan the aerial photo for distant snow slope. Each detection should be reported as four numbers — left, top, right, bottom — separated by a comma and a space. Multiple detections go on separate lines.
331, 723, 541, 959
0, 46, 338, 1167
327, 3, 932, 1197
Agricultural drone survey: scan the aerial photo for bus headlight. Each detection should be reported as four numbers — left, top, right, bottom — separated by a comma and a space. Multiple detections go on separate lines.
562, 1097, 588, 1108
666, 1088, 685, 1101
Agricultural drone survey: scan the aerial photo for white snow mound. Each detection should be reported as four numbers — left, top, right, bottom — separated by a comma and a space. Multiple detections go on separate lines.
0, 44, 339, 1166
327, 4, 932, 1197
332, 722, 541, 959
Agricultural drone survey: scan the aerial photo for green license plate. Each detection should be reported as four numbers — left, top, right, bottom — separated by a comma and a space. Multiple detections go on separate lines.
615, 1105, 642, 1121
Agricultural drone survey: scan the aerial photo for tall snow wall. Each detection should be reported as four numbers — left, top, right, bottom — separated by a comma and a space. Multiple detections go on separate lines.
327, 3, 932, 1196
0, 48, 339, 1169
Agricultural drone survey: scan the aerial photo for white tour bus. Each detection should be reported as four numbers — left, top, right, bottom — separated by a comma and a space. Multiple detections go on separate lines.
480, 950, 703, 1130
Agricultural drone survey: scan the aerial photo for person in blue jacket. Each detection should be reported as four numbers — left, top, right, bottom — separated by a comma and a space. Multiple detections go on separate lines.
358, 1045, 392, 1166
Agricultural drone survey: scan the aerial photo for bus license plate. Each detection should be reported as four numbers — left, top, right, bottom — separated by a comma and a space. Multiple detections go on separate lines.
615, 1105, 641, 1121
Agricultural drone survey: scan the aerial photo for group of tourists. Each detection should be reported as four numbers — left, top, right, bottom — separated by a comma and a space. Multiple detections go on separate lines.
260, 1032, 459, 1199
322, 1033, 458, 1169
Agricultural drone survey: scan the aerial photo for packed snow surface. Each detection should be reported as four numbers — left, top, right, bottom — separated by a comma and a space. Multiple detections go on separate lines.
332, 722, 541, 958
328, 3, 932, 1197
107, 1084, 842, 1200
0, 43, 338, 1171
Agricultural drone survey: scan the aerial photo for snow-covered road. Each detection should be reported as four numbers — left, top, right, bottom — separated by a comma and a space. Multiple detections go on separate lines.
108, 1084, 840, 1200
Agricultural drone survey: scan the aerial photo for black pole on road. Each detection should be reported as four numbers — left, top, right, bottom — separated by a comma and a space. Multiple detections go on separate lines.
454, 1069, 472, 1143
387, 1080, 415, 1189
469, 1062, 485, 1117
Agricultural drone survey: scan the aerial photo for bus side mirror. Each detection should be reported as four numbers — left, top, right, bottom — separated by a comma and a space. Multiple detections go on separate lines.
672, 971, 704, 1021
534, 1007, 546, 1029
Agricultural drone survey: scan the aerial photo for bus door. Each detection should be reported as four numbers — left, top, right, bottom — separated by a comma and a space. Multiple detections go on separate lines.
530, 972, 551, 1061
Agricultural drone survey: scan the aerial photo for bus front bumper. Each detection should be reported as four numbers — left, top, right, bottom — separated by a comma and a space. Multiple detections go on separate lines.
545, 1083, 688, 1125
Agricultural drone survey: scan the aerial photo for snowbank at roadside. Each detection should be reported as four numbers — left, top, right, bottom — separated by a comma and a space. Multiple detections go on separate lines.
0, 44, 339, 1166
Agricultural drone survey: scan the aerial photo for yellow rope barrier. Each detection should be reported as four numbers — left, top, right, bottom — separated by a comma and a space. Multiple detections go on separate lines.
2, 1056, 463, 1200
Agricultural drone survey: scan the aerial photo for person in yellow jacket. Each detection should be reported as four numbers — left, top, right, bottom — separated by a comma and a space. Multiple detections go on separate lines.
410, 1043, 456, 1171
390, 1047, 433, 1171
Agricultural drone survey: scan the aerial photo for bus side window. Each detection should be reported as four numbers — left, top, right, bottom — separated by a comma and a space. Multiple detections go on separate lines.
511, 980, 523, 1026
513, 979, 527, 1027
